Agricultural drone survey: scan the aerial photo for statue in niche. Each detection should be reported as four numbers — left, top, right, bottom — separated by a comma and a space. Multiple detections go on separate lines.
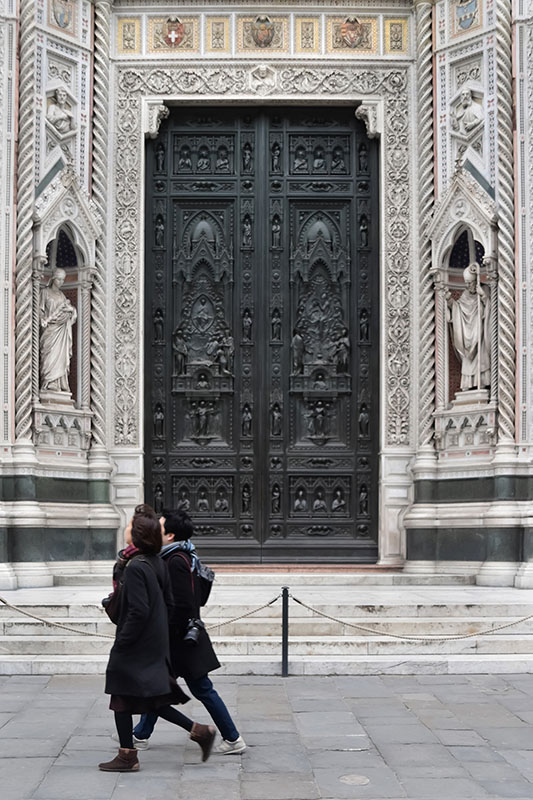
331, 146, 346, 174
214, 488, 229, 512
271, 308, 281, 340
196, 373, 210, 391
291, 328, 304, 374
195, 399, 211, 436
241, 403, 252, 437
155, 215, 165, 247
214, 345, 229, 375
312, 146, 327, 173
452, 87, 483, 136
242, 308, 253, 340
446, 263, 491, 390
177, 488, 191, 511
39, 268, 77, 393
242, 142, 253, 173
193, 296, 214, 333
153, 403, 165, 438
197, 488, 210, 512
271, 215, 281, 248
271, 403, 282, 436
222, 327, 235, 373
271, 484, 281, 514
307, 400, 326, 437
215, 145, 230, 173
294, 488, 308, 511
358, 143, 368, 172
271, 141, 281, 172
46, 88, 74, 134
155, 143, 165, 172
358, 484, 369, 516
242, 484, 251, 513
334, 327, 350, 374
154, 484, 164, 514
178, 145, 192, 171
242, 215, 252, 248
153, 308, 164, 342
359, 216, 368, 248
293, 145, 308, 173
313, 372, 327, 390
196, 146, 210, 172
172, 328, 188, 375
331, 488, 346, 512
359, 308, 369, 341
313, 488, 327, 512
358, 403, 370, 437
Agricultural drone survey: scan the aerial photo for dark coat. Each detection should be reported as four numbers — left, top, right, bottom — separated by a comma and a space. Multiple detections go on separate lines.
105, 554, 178, 697
163, 549, 220, 682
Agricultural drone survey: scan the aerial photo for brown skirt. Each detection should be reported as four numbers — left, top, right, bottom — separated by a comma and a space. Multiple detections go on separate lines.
109, 677, 190, 713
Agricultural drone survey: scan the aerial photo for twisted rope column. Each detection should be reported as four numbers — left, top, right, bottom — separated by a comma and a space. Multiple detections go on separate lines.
414, 0, 436, 454
14, 0, 36, 442
90, 0, 111, 448
494, 0, 516, 448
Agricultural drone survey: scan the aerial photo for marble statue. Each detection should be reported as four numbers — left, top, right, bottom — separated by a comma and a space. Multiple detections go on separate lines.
446, 263, 491, 391
452, 88, 483, 136
39, 268, 77, 393
46, 88, 74, 134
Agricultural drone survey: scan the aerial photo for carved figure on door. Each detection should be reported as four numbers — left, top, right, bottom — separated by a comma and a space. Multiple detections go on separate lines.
291, 328, 304, 374
293, 145, 308, 173
331, 146, 346, 174
214, 489, 229, 512
177, 488, 191, 512
242, 403, 252, 437
334, 327, 350, 373
331, 488, 346, 512
155, 143, 165, 172
197, 146, 210, 172
271, 403, 282, 437
271, 215, 281, 248
153, 308, 164, 342
242, 215, 253, 248
242, 484, 251, 513
271, 141, 281, 172
313, 488, 327, 512
359, 308, 369, 341
178, 146, 192, 171
197, 488, 210, 512
358, 143, 368, 172
271, 484, 281, 514
154, 484, 164, 514
242, 309, 253, 340
358, 484, 369, 516
358, 403, 369, 437
242, 142, 253, 173
312, 146, 327, 173
294, 488, 308, 511
172, 328, 188, 375
215, 145, 230, 173
155, 216, 165, 247
271, 308, 281, 340
153, 403, 164, 438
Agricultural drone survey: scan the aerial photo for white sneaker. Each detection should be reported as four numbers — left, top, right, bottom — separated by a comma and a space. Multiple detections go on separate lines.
217, 735, 246, 754
111, 732, 150, 750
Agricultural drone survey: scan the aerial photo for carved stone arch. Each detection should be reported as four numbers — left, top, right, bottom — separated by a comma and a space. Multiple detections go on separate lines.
185, 210, 224, 249
191, 258, 216, 284
309, 258, 334, 284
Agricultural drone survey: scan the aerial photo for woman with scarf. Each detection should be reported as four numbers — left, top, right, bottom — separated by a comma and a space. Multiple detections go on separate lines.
99, 504, 215, 772
133, 508, 246, 754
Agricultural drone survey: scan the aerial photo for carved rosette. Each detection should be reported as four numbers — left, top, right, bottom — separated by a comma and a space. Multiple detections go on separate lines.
113, 65, 412, 448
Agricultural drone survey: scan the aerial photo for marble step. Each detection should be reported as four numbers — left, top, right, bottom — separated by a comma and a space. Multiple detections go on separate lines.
3, 633, 533, 656
0, 615, 531, 638
1, 653, 532, 676
53, 572, 475, 587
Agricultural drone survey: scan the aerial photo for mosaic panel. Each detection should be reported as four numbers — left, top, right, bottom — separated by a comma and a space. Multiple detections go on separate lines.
237, 15, 289, 54
148, 16, 199, 54
451, 0, 483, 38
295, 17, 321, 55
47, 0, 77, 37
206, 17, 230, 54
327, 17, 378, 56
384, 18, 409, 55
117, 18, 141, 56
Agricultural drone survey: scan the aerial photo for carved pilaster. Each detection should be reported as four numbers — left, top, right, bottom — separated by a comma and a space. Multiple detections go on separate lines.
494, 0, 516, 451
14, 0, 36, 442
415, 0, 436, 457
91, 0, 111, 449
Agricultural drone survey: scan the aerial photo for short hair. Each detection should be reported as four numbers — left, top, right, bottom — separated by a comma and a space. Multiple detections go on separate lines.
131, 504, 161, 554
162, 508, 194, 540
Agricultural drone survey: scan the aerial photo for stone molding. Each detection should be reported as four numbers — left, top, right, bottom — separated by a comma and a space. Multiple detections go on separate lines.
111, 62, 414, 453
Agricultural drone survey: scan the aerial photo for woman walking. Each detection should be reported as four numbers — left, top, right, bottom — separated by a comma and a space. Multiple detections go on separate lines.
98, 504, 215, 772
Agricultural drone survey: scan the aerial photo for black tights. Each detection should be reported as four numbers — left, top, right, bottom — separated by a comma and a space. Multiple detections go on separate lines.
114, 707, 193, 748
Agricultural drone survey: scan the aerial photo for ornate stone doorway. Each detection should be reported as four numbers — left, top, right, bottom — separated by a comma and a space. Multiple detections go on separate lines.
144, 106, 379, 562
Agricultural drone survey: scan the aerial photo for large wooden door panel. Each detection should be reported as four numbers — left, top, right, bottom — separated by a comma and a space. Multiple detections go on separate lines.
145, 107, 379, 562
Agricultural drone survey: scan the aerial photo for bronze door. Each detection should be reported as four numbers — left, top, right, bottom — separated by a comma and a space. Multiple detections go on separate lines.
145, 107, 379, 563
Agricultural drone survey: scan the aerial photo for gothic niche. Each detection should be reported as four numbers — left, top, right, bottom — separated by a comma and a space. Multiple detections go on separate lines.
290, 211, 351, 446
171, 210, 234, 446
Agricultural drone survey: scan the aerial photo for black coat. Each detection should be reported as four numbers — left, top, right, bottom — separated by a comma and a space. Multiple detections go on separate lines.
163, 549, 220, 682
105, 554, 178, 697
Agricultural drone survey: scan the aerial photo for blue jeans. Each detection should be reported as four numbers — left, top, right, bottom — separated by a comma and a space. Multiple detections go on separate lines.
133, 674, 240, 743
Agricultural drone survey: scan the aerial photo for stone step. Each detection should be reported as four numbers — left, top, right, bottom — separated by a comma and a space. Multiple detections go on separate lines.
3, 633, 533, 656
0, 615, 531, 638
53, 572, 475, 587
1, 652, 532, 676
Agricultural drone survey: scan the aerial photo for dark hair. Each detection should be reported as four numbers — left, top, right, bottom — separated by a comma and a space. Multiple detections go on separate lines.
162, 508, 194, 540
131, 504, 161, 554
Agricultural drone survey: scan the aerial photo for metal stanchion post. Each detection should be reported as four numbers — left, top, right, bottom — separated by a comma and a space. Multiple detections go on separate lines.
281, 585, 289, 677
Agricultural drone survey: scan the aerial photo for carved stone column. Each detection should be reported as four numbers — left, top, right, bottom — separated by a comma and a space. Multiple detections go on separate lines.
414, 0, 436, 469
14, 0, 36, 448
494, 0, 516, 456
90, 0, 111, 457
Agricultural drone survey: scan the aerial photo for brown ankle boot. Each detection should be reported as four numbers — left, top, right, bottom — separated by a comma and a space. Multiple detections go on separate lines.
98, 747, 139, 772
190, 722, 216, 762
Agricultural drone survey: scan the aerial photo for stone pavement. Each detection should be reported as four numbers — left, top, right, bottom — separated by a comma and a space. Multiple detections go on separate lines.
2, 674, 533, 800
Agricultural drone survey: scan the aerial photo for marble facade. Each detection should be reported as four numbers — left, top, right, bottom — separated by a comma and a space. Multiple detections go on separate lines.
0, 0, 532, 587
